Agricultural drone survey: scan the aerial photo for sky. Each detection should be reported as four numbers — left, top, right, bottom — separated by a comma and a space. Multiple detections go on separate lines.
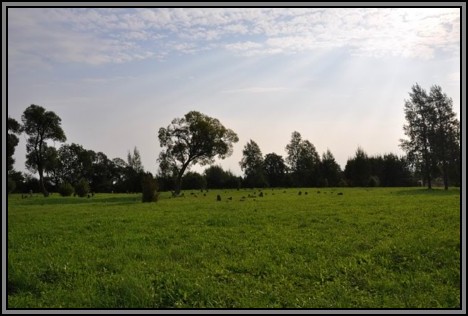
7, 6, 461, 177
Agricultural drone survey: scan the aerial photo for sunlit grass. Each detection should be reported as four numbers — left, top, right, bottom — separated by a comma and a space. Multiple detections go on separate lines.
7, 187, 460, 308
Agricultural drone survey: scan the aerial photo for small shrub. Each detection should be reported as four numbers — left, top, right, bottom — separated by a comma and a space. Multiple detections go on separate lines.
58, 182, 74, 197
75, 179, 90, 197
141, 173, 159, 203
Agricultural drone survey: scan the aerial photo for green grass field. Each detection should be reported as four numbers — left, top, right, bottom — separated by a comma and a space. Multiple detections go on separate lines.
7, 187, 460, 309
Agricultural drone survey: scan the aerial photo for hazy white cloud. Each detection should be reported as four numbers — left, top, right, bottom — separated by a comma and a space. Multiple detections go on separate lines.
225, 41, 263, 51
81, 75, 136, 84
7, 7, 460, 177
221, 86, 292, 94
8, 7, 460, 67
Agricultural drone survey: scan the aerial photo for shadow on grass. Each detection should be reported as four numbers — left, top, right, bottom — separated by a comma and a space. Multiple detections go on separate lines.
394, 187, 460, 196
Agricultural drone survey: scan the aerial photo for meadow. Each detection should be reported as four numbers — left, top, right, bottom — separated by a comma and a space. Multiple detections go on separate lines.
7, 187, 460, 309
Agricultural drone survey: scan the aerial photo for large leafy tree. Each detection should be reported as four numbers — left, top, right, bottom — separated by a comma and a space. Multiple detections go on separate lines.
158, 111, 238, 195
127, 146, 144, 173
400, 84, 437, 189
22, 104, 66, 196
111, 157, 128, 192
428, 85, 460, 190
124, 146, 145, 193
263, 153, 287, 187
8, 117, 23, 193
320, 149, 342, 187
204, 165, 228, 189
91, 152, 115, 193
51, 143, 95, 186
42, 146, 60, 187
204, 165, 240, 189
285, 131, 320, 187
400, 84, 459, 189
344, 147, 370, 187
240, 140, 267, 188
8, 117, 22, 174
380, 154, 413, 187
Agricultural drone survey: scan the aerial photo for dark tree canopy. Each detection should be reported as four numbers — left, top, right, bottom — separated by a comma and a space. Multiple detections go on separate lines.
123, 146, 146, 193
22, 104, 66, 196
400, 84, 435, 188
204, 165, 240, 189
400, 84, 459, 189
240, 140, 264, 176
428, 85, 460, 189
319, 149, 342, 187
181, 171, 207, 190
8, 117, 22, 173
240, 140, 267, 188
158, 111, 238, 194
285, 131, 320, 187
344, 147, 370, 187
263, 153, 287, 187
127, 146, 144, 173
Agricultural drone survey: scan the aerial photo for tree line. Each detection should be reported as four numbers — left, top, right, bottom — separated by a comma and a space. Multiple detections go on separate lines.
7, 84, 460, 197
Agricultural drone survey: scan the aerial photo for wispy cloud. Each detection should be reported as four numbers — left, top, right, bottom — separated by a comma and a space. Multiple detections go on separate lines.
81, 75, 136, 84
8, 7, 460, 68
221, 86, 292, 94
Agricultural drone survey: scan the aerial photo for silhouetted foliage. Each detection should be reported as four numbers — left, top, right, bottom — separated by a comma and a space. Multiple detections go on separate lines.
141, 173, 159, 203
8, 171, 25, 193
74, 178, 90, 197
127, 147, 144, 173
22, 174, 40, 193
91, 152, 115, 193
124, 147, 146, 193
158, 111, 239, 195
204, 165, 240, 189
400, 84, 459, 189
428, 85, 460, 189
263, 153, 287, 187
49, 143, 94, 187
181, 171, 206, 190
345, 149, 414, 187
58, 182, 74, 197
240, 140, 268, 188
8, 178, 16, 194
8, 117, 22, 174
22, 104, 66, 196
319, 149, 342, 187
286, 131, 320, 187
400, 84, 436, 189
204, 165, 228, 189
344, 147, 370, 187
8, 118, 23, 193
380, 154, 414, 186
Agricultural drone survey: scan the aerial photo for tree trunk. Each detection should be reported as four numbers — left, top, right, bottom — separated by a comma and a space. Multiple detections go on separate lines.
443, 161, 449, 190
174, 174, 182, 195
174, 163, 190, 195
38, 167, 49, 197
424, 154, 432, 189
